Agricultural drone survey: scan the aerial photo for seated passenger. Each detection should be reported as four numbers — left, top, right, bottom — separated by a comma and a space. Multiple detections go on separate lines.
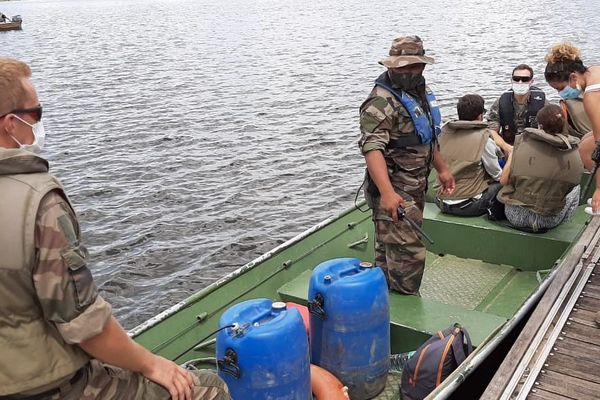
497, 104, 584, 231
487, 64, 548, 155
434, 94, 502, 217
0, 58, 230, 400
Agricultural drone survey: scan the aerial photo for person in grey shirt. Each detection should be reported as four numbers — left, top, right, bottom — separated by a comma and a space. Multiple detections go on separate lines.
435, 94, 502, 217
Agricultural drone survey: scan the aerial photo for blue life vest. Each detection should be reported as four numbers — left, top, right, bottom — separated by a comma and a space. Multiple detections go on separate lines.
374, 76, 442, 146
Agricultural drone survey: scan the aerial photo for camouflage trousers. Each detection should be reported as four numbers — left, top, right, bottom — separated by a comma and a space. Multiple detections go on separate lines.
367, 189, 426, 295
38, 361, 230, 400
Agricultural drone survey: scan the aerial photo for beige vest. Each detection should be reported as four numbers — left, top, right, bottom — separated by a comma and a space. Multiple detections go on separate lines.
497, 128, 583, 216
0, 149, 89, 395
561, 98, 592, 138
436, 120, 492, 200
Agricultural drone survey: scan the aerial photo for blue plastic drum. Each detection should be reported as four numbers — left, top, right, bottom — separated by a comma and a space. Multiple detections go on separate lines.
216, 299, 311, 400
309, 258, 390, 400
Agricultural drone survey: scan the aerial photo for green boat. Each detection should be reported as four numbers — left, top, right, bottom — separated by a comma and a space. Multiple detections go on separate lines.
129, 180, 594, 399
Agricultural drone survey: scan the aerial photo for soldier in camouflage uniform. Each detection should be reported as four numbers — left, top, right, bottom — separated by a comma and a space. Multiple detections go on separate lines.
359, 37, 455, 295
487, 64, 547, 155
0, 58, 230, 400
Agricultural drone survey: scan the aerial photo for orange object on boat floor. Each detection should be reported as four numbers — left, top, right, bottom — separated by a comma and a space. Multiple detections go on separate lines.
287, 302, 310, 337
310, 364, 349, 400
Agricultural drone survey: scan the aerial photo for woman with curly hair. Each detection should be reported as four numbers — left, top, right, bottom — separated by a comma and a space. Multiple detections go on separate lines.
544, 42, 600, 212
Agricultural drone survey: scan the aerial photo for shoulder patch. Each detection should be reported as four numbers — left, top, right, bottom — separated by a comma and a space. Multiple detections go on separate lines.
370, 96, 390, 111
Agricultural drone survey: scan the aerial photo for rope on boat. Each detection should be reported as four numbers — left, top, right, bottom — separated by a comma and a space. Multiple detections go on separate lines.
173, 324, 236, 362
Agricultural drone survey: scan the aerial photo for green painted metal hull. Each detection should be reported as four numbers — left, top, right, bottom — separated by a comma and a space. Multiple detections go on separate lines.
131, 200, 590, 399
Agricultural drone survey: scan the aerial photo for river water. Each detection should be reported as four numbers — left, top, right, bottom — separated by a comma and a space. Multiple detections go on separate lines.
2, 0, 599, 329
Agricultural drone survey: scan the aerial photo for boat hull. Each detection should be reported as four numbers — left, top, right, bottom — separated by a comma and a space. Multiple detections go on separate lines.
0, 21, 22, 31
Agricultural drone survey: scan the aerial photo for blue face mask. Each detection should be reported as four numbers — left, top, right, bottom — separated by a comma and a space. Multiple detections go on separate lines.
558, 85, 581, 100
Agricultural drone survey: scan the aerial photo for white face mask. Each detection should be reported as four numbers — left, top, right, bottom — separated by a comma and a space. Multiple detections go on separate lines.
11, 114, 46, 154
512, 82, 530, 96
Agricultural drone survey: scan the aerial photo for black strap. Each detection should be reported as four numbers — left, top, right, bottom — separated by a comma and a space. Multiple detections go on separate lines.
498, 91, 516, 143
450, 326, 473, 365
581, 142, 600, 201
388, 134, 422, 148
592, 141, 600, 165
0, 367, 85, 400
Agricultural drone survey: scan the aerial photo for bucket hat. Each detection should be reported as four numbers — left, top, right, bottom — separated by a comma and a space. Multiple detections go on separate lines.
379, 36, 434, 68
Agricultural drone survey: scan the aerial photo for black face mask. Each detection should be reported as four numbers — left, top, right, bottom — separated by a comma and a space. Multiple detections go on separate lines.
387, 71, 426, 91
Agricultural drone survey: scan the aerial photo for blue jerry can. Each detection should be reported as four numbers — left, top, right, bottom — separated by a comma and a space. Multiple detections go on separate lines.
308, 258, 390, 400
216, 299, 311, 400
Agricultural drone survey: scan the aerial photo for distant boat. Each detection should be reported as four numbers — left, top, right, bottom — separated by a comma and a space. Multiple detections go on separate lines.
0, 15, 22, 31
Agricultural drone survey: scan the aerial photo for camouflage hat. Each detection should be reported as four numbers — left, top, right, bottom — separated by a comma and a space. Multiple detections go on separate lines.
379, 36, 434, 68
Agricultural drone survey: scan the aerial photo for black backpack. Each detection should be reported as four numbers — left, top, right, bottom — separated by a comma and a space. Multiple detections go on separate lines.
401, 323, 473, 400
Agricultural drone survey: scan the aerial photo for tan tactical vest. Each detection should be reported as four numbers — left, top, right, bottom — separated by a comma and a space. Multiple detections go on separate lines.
560, 98, 592, 138
497, 128, 583, 216
0, 149, 89, 395
436, 120, 493, 200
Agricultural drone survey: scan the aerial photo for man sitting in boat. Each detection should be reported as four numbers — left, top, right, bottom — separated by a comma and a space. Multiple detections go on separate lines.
496, 104, 583, 232
359, 35, 455, 295
487, 64, 548, 155
0, 13, 8, 23
434, 94, 502, 217
0, 58, 230, 400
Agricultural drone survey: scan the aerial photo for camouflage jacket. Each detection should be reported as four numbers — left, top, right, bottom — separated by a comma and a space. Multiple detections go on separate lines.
359, 76, 434, 195
0, 149, 111, 394
35, 190, 112, 342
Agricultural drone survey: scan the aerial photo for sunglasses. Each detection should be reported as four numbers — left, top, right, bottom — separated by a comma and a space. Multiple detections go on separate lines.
0, 104, 43, 122
512, 76, 532, 83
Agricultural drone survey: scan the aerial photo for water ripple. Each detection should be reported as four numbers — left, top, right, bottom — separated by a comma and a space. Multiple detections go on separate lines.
2, 0, 598, 328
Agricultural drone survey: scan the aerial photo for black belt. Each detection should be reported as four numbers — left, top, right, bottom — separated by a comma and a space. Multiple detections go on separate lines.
0, 367, 85, 400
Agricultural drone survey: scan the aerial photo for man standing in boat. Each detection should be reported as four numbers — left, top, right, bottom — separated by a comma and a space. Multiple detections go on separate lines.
359, 36, 455, 295
0, 58, 230, 400
487, 64, 547, 155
